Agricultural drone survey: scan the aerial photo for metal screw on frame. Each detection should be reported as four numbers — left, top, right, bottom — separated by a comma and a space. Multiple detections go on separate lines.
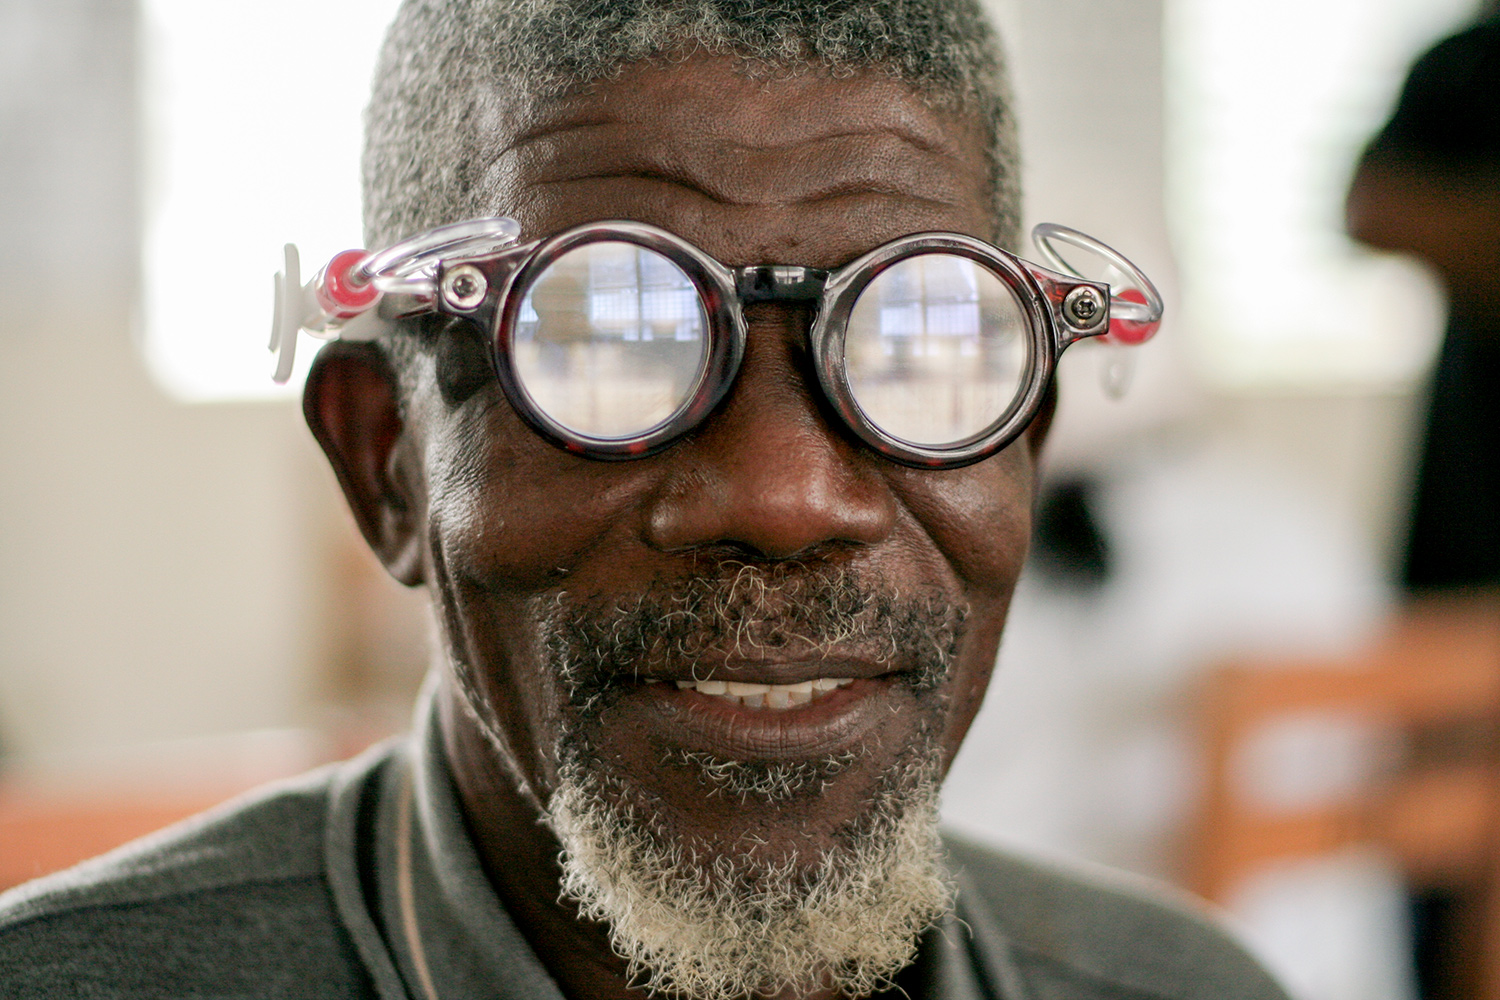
441, 264, 488, 310
1062, 285, 1105, 331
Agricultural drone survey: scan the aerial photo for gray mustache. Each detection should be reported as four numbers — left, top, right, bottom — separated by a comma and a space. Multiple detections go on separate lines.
540, 563, 968, 716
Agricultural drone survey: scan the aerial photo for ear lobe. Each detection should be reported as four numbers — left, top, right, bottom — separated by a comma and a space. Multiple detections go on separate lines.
303, 341, 426, 586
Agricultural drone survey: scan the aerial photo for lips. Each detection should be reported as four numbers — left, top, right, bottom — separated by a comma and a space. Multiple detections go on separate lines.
599, 670, 907, 767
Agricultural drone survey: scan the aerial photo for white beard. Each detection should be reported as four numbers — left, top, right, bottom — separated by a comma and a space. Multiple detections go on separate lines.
544, 746, 954, 1000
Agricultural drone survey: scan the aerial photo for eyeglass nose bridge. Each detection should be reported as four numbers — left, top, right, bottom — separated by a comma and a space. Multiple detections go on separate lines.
733, 265, 831, 306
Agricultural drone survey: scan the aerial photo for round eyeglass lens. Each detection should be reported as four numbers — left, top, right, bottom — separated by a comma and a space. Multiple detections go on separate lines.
513, 242, 708, 440
844, 254, 1030, 447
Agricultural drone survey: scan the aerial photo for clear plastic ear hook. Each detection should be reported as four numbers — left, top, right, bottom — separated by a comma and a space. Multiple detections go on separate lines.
1031, 223, 1163, 345
1031, 224, 1162, 400
269, 217, 522, 383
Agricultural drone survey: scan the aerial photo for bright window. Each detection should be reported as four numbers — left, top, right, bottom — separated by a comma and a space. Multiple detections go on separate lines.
140, 0, 403, 401
1166, 0, 1476, 389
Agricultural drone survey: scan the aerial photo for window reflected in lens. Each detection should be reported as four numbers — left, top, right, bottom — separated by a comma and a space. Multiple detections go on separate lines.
514, 242, 707, 439
844, 254, 1029, 447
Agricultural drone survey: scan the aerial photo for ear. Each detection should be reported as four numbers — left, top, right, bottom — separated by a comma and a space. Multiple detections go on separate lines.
1025, 376, 1059, 458
303, 341, 426, 586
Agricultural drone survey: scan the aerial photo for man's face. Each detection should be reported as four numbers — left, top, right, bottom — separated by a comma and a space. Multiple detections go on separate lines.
314, 52, 1038, 997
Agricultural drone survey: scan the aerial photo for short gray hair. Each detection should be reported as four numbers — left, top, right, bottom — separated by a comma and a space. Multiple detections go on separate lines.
363, 0, 1020, 251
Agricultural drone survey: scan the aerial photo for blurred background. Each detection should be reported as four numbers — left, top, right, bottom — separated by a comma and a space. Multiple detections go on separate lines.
2, 0, 1499, 997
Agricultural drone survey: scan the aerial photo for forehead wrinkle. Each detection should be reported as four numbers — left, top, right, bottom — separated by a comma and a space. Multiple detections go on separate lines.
461, 58, 994, 263
500, 57, 966, 155
503, 112, 959, 160
510, 185, 980, 267
496, 128, 981, 213
531, 173, 959, 214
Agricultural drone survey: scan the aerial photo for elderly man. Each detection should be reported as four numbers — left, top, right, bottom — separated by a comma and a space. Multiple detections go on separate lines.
0, 2, 1284, 998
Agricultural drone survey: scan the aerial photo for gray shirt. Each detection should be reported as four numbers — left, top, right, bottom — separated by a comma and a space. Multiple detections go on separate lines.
0, 696, 1289, 999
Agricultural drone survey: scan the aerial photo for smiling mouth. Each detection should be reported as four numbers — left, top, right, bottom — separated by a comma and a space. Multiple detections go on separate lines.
656, 676, 856, 710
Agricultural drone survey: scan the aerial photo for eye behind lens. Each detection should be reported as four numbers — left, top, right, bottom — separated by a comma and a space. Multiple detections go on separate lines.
842, 253, 1032, 450
511, 241, 710, 442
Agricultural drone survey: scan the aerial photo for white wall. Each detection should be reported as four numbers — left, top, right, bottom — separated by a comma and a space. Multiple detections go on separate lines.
0, 0, 329, 768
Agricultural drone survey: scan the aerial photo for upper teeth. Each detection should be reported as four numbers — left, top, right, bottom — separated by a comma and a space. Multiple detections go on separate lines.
671, 677, 853, 709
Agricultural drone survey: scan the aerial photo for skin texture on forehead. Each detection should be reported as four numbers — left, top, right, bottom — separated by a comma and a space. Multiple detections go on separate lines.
487, 61, 995, 263
306, 55, 1044, 1000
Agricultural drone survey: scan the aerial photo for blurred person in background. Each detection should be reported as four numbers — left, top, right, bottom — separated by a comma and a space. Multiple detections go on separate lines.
1345, 12, 1500, 996
0, 1, 1286, 998
1347, 10, 1500, 593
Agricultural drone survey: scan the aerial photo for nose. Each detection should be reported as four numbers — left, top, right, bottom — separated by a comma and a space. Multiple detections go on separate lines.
643, 310, 898, 560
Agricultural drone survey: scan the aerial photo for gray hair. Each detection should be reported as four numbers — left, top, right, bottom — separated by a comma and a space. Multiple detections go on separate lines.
362, 0, 1021, 252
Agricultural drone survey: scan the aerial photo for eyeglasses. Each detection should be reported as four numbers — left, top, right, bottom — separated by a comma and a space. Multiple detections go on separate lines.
272, 217, 1161, 469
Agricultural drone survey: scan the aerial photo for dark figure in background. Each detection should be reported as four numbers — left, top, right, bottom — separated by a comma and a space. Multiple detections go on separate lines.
1032, 479, 1112, 591
1347, 19, 1500, 995
1347, 16, 1500, 591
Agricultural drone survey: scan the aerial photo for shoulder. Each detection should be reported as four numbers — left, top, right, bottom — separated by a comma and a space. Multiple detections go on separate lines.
943, 833, 1290, 1000
0, 754, 391, 999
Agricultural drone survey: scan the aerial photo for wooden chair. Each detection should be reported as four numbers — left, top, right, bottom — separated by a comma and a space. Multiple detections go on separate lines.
1191, 594, 1500, 999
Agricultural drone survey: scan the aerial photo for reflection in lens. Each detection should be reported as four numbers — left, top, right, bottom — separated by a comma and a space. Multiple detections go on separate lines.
844, 254, 1029, 447
514, 242, 707, 439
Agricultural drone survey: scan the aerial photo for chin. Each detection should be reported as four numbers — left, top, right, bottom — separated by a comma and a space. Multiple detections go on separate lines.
543, 718, 955, 1000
